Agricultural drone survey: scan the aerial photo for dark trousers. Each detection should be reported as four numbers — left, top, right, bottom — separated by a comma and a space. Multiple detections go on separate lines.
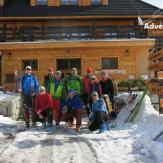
83, 93, 92, 115
89, 111, 109, 131
34, 108, 53, 125
22, 95, 35, 127
61, 109, 82, 128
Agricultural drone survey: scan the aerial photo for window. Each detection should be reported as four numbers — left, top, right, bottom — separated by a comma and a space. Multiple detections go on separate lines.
22, 60, 38, 71
57, 59, 81, 70
6, 73, 15, 83
102, 58, 118, 69
61, 0, 77, 5
37, 0, 48, 5
92, 0, 101, 5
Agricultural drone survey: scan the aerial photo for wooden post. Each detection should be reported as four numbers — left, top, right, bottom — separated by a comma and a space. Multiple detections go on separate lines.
30, 0, 37, 6
0, 0, 4, 6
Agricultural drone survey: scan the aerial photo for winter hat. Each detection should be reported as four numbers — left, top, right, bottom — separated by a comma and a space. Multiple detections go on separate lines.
87, 68, 93, 74
91, 91, 98, 97
39, 86, 46, 92
25, 66, 32, 70
91, 75, 97, 80
56, 71, 61, 75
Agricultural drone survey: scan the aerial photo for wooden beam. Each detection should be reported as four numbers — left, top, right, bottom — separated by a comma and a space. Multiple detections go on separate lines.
149, 50, 163, 62
148, 61, 163, 71
0, 39, 155, 50
0, 15, 163, 21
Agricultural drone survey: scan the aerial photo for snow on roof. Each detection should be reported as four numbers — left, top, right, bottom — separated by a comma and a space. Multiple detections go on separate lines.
142, 0, 163, 9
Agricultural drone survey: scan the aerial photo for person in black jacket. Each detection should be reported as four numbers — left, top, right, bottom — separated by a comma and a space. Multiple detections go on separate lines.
44, 68, 54, 92
100, 70, 115, 110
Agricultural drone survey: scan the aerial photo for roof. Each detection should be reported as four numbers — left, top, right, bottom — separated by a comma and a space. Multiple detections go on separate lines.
0, 0, 163, 18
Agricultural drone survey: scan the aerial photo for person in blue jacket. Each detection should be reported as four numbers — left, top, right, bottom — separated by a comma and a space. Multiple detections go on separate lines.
21, 66, 39, 128
88, 91, 109, 133
61, 90, 82, 132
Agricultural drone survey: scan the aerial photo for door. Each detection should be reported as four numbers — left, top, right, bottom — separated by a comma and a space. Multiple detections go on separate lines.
57, 58, 81, 78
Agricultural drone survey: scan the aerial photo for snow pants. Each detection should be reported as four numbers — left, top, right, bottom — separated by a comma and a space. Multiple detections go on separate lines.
22, 95, 36, 128
35, 108, 53, 125
53, 99, 61, 125
88, 111, 109, 131
61, 109, 82, 128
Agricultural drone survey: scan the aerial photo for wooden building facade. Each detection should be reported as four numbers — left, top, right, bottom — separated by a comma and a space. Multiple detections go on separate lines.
0, 0, 162, 90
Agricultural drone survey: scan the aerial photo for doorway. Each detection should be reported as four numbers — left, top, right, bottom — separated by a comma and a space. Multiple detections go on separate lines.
57, 58, 81, 78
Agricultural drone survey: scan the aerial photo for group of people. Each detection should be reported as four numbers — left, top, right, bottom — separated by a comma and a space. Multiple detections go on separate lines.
15, 65, 115, 133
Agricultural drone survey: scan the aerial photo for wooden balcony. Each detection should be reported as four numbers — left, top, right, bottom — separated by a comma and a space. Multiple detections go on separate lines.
0, 25, 148, 42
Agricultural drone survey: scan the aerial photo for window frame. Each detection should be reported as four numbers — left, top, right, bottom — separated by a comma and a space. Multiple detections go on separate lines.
6, 73, 15, 84
91, 0, 101, 5
61, 0, 78, 5
101, 57, 119, 70
37, 0, 48, 5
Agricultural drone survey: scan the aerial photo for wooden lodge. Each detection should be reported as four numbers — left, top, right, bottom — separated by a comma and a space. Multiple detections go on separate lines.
0, 0, 162, 90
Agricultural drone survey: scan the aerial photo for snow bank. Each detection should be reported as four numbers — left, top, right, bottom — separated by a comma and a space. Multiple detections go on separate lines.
115, 93, 163, 162
0, 91, 21, 120
0, 93, 163, 163
135, 95, 163, 162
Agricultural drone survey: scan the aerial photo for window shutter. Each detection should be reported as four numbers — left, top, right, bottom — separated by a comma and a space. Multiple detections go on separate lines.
101, 0, 108, 5
48, 0, 60, 6
30, 0, 37, 6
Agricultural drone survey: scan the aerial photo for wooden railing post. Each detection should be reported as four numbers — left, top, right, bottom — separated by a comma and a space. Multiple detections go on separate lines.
30, 0, 37, 6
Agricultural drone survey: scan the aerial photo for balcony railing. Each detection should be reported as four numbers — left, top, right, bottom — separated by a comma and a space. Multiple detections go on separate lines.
0, 24, 148, 42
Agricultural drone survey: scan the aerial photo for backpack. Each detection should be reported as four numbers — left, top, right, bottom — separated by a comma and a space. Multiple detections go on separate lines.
103, 94, 112, 113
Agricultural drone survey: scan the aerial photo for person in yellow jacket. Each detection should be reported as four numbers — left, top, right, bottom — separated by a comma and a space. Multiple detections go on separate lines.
49, 71, 65, 126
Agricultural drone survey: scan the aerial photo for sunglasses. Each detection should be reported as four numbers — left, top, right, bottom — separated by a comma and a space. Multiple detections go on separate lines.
92, 94, 98, 97
39, 90, 44, 92
26, 68, 31, 71
91, 78, 96, 81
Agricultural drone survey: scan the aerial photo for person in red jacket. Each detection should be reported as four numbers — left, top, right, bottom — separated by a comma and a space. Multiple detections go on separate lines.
34, 86, 53, 128
83, 68, 93, 115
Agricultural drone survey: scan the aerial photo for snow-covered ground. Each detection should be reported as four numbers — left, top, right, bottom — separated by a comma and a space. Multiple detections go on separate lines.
0, 93, 163, 163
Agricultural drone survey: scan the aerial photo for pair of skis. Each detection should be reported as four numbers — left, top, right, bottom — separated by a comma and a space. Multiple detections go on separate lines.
125, 87, 148, 123
153, 131, 163, 141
